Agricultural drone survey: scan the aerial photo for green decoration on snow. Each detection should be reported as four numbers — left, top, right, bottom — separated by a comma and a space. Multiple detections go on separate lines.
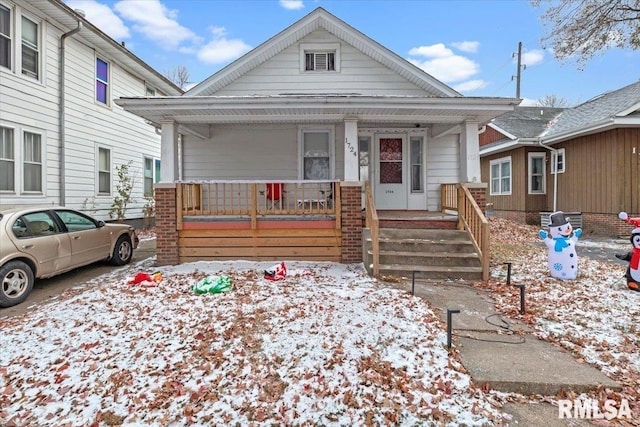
192, 275, 233, 294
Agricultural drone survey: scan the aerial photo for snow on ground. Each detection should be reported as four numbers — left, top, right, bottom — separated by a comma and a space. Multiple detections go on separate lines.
0, 261, 503, 426
480, 218, 640, 423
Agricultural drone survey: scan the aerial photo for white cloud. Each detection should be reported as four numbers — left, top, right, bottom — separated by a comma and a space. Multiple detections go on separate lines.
521, 49, 544, 67
279, 0, 304, 10
197, 26, 252, 64
409, 43, 453, 58
113, 0, 199, 50
451, 41, 479, 53
453, 79, 487, 93
408, 43, 480, 84
66, 0, 130, 40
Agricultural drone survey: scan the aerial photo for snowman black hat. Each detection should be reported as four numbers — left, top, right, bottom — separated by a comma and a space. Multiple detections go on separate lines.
548, 211, 570, 227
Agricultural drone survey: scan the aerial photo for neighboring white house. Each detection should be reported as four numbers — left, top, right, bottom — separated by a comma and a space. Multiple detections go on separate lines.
0, 0, 182, 221
117, 7, 518, 213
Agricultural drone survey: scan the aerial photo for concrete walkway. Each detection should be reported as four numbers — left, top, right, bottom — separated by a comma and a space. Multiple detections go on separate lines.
388, 278, 620, 425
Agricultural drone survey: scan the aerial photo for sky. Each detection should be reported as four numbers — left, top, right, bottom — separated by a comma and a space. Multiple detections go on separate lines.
63, 0, 640, 106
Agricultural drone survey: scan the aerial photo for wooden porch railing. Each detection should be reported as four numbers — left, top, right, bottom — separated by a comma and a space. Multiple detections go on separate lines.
177, 180, 340, 230
441, 183, 490, 281
364, 181, 379, 277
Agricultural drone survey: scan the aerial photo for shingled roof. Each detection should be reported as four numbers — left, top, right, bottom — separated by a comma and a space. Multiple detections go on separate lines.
490, 106, 564, 138
543, 80, 640, 139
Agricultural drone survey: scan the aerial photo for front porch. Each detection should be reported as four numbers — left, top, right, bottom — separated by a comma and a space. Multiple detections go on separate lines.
154, 180, 490, 280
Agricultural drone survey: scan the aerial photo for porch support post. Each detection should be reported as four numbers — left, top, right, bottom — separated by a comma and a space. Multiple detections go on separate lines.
460, 120, 481, 183
340, 181, 363, 263
343, 118, 359, 181
160, 119, 179, 182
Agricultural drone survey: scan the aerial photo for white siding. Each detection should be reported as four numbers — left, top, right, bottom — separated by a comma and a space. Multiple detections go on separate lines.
426, 135, 460, 210
213, 29, 428, 97
0, 0, 166, 221
183, 124, 345, 181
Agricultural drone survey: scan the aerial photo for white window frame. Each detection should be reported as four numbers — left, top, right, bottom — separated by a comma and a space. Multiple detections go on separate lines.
145, 84, 156, 96
551, 148, 565, 174
299, 43, 340, 73
528, 152, 546, 195
22, 129, 42, 193
0, 122, 45, 195
95, 56, 110, 106
143, 156, 160, 196
20, 13, 39, 80
297, 126, 335, 181
97, 146, 111, 195
0, 2, 12, 71
489, 156, 511, 196
0, 124, 15, 192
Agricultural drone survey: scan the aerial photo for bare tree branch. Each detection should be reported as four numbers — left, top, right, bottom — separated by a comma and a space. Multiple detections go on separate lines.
164, 66, 191, 90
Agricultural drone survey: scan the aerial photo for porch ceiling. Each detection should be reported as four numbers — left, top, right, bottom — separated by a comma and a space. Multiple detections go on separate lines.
115, 95, 520, 128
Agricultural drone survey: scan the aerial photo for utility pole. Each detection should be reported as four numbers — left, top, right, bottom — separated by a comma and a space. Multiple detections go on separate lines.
512, 41, 526, 99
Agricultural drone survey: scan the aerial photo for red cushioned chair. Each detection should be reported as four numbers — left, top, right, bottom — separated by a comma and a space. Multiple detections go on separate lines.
265, 183, 285, 209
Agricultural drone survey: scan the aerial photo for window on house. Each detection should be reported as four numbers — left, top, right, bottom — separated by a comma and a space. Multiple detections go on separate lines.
21, 16, 38, 79
144, 157, 154, 196
96, 58, 109, 104
305, 51, 335, 71
0, 126, 15, 191
358, 136, 370, 183
551, 148, 565, 174
300, 130, 333, 180
489, 157, 511, 195
0, 4, 10, 69
145, 85, 156, 96
98, 147, 110, 194
528, 152, 546, 194
410, 136, 423, 193
23, 131, 41, 192
155, 159, 161, 183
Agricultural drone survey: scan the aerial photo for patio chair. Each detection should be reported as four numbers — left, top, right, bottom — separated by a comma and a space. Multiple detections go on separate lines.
263, 182, 285, 209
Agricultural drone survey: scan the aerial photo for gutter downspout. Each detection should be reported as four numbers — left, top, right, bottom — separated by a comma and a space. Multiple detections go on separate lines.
59, 19, 83, 206
537, 139, 558, 212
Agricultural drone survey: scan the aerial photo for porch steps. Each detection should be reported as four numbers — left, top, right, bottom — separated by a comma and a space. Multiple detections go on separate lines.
364, 228, 483, 281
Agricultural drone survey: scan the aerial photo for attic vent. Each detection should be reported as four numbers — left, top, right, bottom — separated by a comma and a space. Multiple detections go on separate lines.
305, 52, 335, 71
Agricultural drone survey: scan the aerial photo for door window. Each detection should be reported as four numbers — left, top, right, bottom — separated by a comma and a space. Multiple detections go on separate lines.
379, 138, 403, 184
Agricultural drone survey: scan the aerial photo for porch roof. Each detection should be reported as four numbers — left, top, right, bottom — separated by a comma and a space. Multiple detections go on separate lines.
115, 94, 520, 131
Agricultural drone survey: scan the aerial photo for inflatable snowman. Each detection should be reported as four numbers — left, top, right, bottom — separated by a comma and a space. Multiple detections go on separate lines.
615, 212, 640, 291
539, 211, 582, 280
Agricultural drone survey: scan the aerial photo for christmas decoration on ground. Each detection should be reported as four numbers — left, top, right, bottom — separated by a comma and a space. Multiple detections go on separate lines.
615, 212, 640, 291
192, 275, 232, 294
538, 211, 582, 280
265, 261, 287, 281
127, 271, 162, 287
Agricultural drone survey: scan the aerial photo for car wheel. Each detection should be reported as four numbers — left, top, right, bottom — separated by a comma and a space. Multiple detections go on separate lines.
0, 261, 35, 308
111, 235, 133, 266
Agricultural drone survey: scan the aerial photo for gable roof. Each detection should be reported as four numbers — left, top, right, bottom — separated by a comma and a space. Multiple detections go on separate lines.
186, 7, 459, 98
33, 0, 182, 96
543, 80, 640, 143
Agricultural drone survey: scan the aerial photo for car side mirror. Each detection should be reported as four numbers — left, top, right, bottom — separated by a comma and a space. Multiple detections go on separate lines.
97, 220, 105, 228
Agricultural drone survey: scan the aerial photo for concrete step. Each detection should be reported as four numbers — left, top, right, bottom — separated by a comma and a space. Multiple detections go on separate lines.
378, 228, 469, 241
374, 238, 477, 253
376, 264, 483, 281
375, 250, 481, 267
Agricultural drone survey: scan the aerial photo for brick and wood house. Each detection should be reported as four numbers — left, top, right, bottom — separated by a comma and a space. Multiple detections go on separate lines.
480, 81, 640, 237
116, 7, 518, 278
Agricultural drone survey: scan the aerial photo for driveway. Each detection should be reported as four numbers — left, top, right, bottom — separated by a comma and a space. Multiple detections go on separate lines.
0, 239, 156, 319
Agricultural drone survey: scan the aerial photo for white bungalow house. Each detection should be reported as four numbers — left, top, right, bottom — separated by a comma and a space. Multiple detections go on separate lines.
116, 7, 519, 268
0, 0, 182, 222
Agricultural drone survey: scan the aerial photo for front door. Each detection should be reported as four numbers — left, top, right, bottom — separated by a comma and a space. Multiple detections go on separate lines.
374, 134, 408, 209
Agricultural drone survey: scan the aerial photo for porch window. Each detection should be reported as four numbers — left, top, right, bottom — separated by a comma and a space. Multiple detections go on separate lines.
410, 136, 423, 193
0, 126, 15, 191
551, 148, 565, 174
21, 15, 38, 79
0, 4, 10, 69
98, 147, 111, 194
489, 156, 511, 195
23, 131, 41, 192
299, 129, 334, 180
144, 157, 154, 196
358, 136, 370, 183
96, 57, 109, 105
528, 152, 546, 194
